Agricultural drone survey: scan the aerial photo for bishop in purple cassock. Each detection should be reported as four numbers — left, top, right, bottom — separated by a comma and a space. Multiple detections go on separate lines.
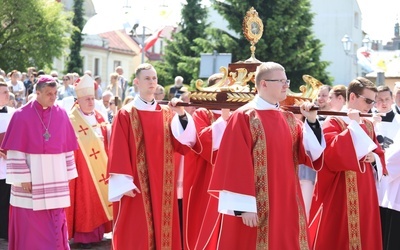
1, 75, 78, 250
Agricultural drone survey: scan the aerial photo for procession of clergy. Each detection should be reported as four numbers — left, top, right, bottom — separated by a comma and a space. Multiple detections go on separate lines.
1, 61, 400, 250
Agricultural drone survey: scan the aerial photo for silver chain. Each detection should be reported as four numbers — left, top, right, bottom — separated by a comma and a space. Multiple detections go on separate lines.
33, 103, 53, 140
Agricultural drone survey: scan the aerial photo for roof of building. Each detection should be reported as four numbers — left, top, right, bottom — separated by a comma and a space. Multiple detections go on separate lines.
97, 30, 141, 56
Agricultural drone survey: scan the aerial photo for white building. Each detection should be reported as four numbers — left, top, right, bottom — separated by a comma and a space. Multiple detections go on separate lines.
53, 0, 143, 84
310, 0, 363, 84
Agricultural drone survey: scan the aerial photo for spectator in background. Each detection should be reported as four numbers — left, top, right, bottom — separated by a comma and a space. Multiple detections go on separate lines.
0, 69, 6, 82
21, 72, 27, 83
26, 72, 37, 97
106, 73, 122, 102
51, 71, 60, 87
328, 85, 347, 111
8, 93, 17, 108
24, 67, 37, 98
57, 75, 76, 100
94, 76, 103, 100
122, 96, 134, 106
8, 70, 25, 108
102, 90, 113, 109
115, 66, 128, 101
126, 83, 138, 98
169, 76, 184, 100
315, 85, 332, 121
154, 84, 165, 101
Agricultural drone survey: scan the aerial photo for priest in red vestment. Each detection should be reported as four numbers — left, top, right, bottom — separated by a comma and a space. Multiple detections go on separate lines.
184, 107, 230, 250
107, 63, 197, 250
209, 62, 325, 250
309, 77, 387, 249
66, 74, 112, 248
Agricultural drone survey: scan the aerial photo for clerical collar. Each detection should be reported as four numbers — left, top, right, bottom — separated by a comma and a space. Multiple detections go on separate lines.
133, 96, 157, 111
79, 109, 95, 116
381, 110, 395, 122
395, 105, 400, 114
0, 106, 7, 113
34, 100, 50, 110
252, 95, 279, 110
138, 96, 155, 105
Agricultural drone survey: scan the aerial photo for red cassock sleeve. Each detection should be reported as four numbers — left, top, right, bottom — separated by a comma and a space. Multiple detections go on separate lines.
209, 110, 256, 198
192, 108, 218, 164
107, 109, 136, 177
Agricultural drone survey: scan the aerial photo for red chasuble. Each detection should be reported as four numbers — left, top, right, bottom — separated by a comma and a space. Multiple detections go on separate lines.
66, 110, 112, 239
309, 117, 386, 250
185, 108, 221, 250
209, 108, 322, 250
108, 105, 188, 250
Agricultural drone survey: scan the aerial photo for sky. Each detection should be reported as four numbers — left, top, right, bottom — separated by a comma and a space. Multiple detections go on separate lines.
89, 0, 399, 43
358, 0, 400, 43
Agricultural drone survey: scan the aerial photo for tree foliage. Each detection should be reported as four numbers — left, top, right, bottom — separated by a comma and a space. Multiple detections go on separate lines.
66, 0, 84, 75
0, 0, 73, 72
211, 0, 332, 89
153, 0, 209, 87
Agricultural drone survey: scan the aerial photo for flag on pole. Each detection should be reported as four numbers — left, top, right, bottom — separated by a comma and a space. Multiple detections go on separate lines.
142, 27, 164, 52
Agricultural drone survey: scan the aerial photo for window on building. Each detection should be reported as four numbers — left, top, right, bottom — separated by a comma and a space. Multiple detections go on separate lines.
159, 40, 163, 54
114, 61, 121, 70
82, 56, 86, 72
354, 12, 359, 29
94, 58, 100, 76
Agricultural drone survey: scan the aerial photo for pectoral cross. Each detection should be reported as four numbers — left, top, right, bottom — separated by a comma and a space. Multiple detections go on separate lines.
43, 130, 51, 141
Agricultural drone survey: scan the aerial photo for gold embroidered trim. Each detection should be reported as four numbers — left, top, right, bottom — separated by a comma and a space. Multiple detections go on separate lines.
160, 106, 175, 249
248, 110, 309, 249
282, 112, 308, 249
70, 107, 112, 220
248, 110, 269, 250
282, 111, 309, 250
332, 117, 362, 249
345, 171, 361, 249
130, 107, 155, 249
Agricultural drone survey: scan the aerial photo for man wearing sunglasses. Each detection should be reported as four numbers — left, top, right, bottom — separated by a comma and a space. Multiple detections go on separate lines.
310, 77, 386, 249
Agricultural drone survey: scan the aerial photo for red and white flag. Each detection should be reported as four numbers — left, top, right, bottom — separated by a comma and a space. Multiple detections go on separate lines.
142, 27, 164, 52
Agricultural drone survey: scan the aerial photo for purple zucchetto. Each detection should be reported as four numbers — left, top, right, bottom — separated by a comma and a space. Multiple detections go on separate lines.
36, 75, 56, 87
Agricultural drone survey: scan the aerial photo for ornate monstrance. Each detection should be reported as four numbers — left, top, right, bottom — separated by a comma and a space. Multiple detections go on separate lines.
187, 7, 321, 110
242, 7, 264, 63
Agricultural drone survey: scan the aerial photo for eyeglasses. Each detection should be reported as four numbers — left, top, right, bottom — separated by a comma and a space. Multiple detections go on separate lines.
264, 79, 290, 86
356, 94, 376, 105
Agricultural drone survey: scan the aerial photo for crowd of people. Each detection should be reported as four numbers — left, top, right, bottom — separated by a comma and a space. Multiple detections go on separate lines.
0, 61, 400, 250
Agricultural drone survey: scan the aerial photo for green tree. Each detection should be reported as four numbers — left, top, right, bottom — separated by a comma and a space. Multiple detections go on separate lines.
0, 0, 73, 72
66, 0, 84, 74
211, 0, 332, 89
153, 0, 209, 87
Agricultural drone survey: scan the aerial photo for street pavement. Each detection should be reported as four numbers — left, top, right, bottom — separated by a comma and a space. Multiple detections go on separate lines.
0, 237, 112, 250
